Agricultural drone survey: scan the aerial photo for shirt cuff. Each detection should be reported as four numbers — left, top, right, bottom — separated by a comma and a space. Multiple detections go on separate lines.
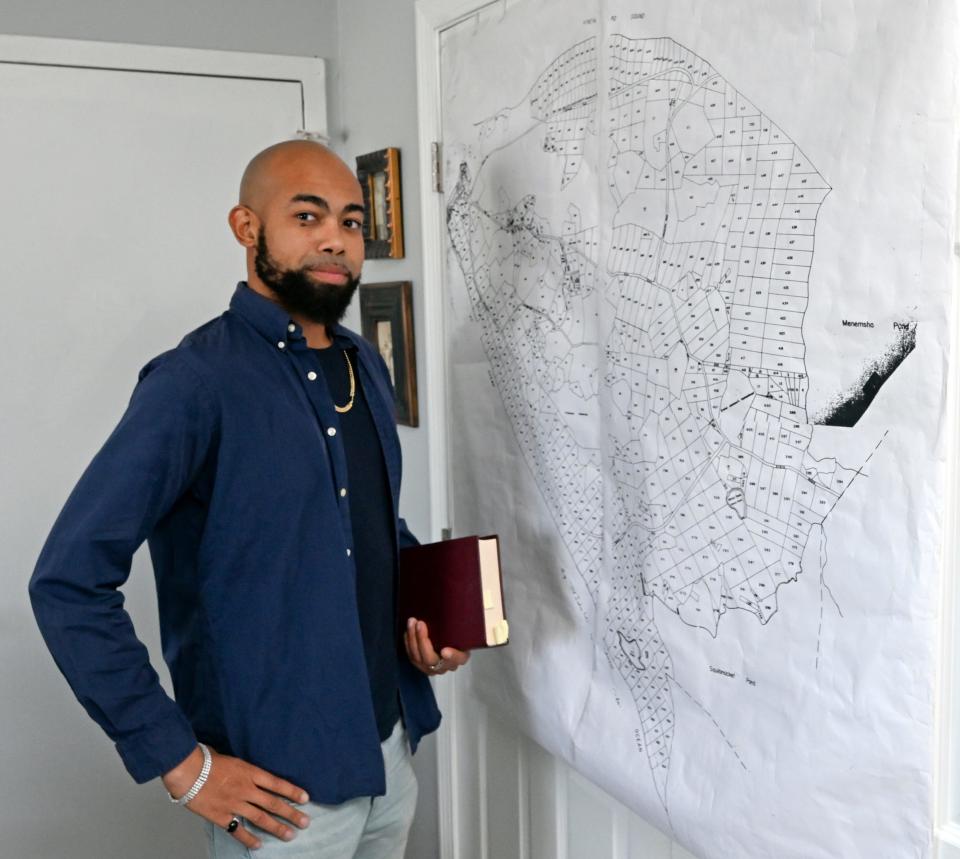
114, 710, 198, 784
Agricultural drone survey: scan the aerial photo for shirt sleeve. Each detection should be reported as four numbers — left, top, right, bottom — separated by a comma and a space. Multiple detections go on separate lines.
28, 351, 218, 784
398, 517, 420, 550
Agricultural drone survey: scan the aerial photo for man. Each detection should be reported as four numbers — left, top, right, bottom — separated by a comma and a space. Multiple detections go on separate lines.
29, 140, 468, 857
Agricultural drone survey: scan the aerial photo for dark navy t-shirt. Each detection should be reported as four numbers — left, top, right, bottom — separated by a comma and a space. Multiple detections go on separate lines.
314, 345, 400, 741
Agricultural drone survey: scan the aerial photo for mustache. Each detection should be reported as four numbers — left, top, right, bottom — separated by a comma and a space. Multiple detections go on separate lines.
302, 257, 352, 275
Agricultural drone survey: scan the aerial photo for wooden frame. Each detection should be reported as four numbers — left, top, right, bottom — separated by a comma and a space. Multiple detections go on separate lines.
356, 147, 404, 259
359, 281, 418, 426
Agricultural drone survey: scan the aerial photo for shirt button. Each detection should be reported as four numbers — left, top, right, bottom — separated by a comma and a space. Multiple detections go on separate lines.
307, 371, 317, 381
327, 427, 337, 437
287, 323, 296, 333
277, 341, 286, 350
339, 488, 347, 497
346, 549, 352, 557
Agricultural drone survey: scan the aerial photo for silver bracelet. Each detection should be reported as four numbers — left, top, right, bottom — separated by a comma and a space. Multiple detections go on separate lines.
167, 742, 212, 806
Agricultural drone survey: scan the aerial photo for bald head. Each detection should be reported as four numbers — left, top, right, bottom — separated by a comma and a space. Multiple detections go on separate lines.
238, 140, 360, 212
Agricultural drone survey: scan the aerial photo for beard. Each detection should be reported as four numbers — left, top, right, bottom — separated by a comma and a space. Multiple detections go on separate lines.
254, 229, 360, 326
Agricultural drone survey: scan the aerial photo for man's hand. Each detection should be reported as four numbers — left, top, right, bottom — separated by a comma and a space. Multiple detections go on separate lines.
163, 746, 310, 851
404, 617, 471, 676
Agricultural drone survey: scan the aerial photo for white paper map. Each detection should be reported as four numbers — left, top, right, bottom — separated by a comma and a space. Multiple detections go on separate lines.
441, 2, 956, 856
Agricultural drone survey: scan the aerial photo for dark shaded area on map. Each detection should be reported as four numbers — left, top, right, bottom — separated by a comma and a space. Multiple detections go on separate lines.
816, 323, 917, 427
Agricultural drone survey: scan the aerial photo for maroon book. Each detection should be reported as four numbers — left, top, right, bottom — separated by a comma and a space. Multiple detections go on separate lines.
398, 535, 509, 651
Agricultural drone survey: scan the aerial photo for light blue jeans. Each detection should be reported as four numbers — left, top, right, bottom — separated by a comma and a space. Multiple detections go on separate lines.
205, 722, 418, 859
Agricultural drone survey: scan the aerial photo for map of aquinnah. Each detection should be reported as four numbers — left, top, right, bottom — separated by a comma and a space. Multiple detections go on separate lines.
446, 35, 910, 815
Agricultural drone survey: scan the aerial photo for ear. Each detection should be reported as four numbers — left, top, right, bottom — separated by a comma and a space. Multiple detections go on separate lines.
228, 204, 259, 248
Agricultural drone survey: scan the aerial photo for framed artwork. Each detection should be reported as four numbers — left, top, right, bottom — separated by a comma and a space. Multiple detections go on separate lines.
359, 281, 418, 426
355, 147, 404, 259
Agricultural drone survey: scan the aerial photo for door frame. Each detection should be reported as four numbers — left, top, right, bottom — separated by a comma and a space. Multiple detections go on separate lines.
414, 3, 508, 857
0, 34, 327, 139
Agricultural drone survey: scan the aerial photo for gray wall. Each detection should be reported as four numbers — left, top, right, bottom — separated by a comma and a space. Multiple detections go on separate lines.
2, 1, 440, 856
331, 1, 441, 856
0, 0, 341, 56
332, 1, 432, 562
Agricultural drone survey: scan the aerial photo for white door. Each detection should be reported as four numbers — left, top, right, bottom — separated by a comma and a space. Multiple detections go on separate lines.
415, 3, 698, 857
0, 37, 323, 859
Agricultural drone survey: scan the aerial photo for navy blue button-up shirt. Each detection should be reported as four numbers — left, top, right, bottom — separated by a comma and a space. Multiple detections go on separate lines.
28, 282, 441, 802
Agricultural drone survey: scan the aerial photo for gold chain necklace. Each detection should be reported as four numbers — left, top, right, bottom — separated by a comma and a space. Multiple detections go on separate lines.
334, 350, 356, 414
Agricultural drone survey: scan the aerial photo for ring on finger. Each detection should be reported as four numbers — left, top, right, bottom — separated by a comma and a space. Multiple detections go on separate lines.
430, 658, 444, 672
226, 815, 241, 833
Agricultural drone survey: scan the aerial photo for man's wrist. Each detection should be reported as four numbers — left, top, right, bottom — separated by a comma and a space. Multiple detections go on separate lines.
161, 744, 205, 799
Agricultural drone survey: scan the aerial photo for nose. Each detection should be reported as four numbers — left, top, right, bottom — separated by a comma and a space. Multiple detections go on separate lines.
316, 221, 346, 255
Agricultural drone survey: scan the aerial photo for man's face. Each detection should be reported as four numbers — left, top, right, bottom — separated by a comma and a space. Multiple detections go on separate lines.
251, 154, 366, 326
254, 228, 360, 326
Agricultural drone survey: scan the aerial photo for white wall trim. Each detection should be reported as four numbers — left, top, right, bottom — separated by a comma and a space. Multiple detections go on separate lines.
936, 304, 960, 843
415, 4, 462, 857
432, 674, 461, 859
478, 707, 490, 859
415, 4, 514, 857
414, 2, 451, 545
517, 736, 530, 859
0, 34, 327, 138
554, 756, 569, 859
417, 0, 504, 33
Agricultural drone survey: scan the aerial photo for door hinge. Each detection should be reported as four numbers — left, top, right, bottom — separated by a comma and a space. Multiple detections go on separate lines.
431, 141, 443, 193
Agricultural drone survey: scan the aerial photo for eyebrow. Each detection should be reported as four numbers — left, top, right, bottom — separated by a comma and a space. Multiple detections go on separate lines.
290, 194, 365, 217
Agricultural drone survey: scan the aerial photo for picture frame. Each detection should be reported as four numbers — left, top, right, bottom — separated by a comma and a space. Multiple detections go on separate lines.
355, 147, 404, 259
359, 281, 418, 427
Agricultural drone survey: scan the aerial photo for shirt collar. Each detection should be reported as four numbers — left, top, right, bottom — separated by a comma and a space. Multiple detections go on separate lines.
229, 281, 364, 351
